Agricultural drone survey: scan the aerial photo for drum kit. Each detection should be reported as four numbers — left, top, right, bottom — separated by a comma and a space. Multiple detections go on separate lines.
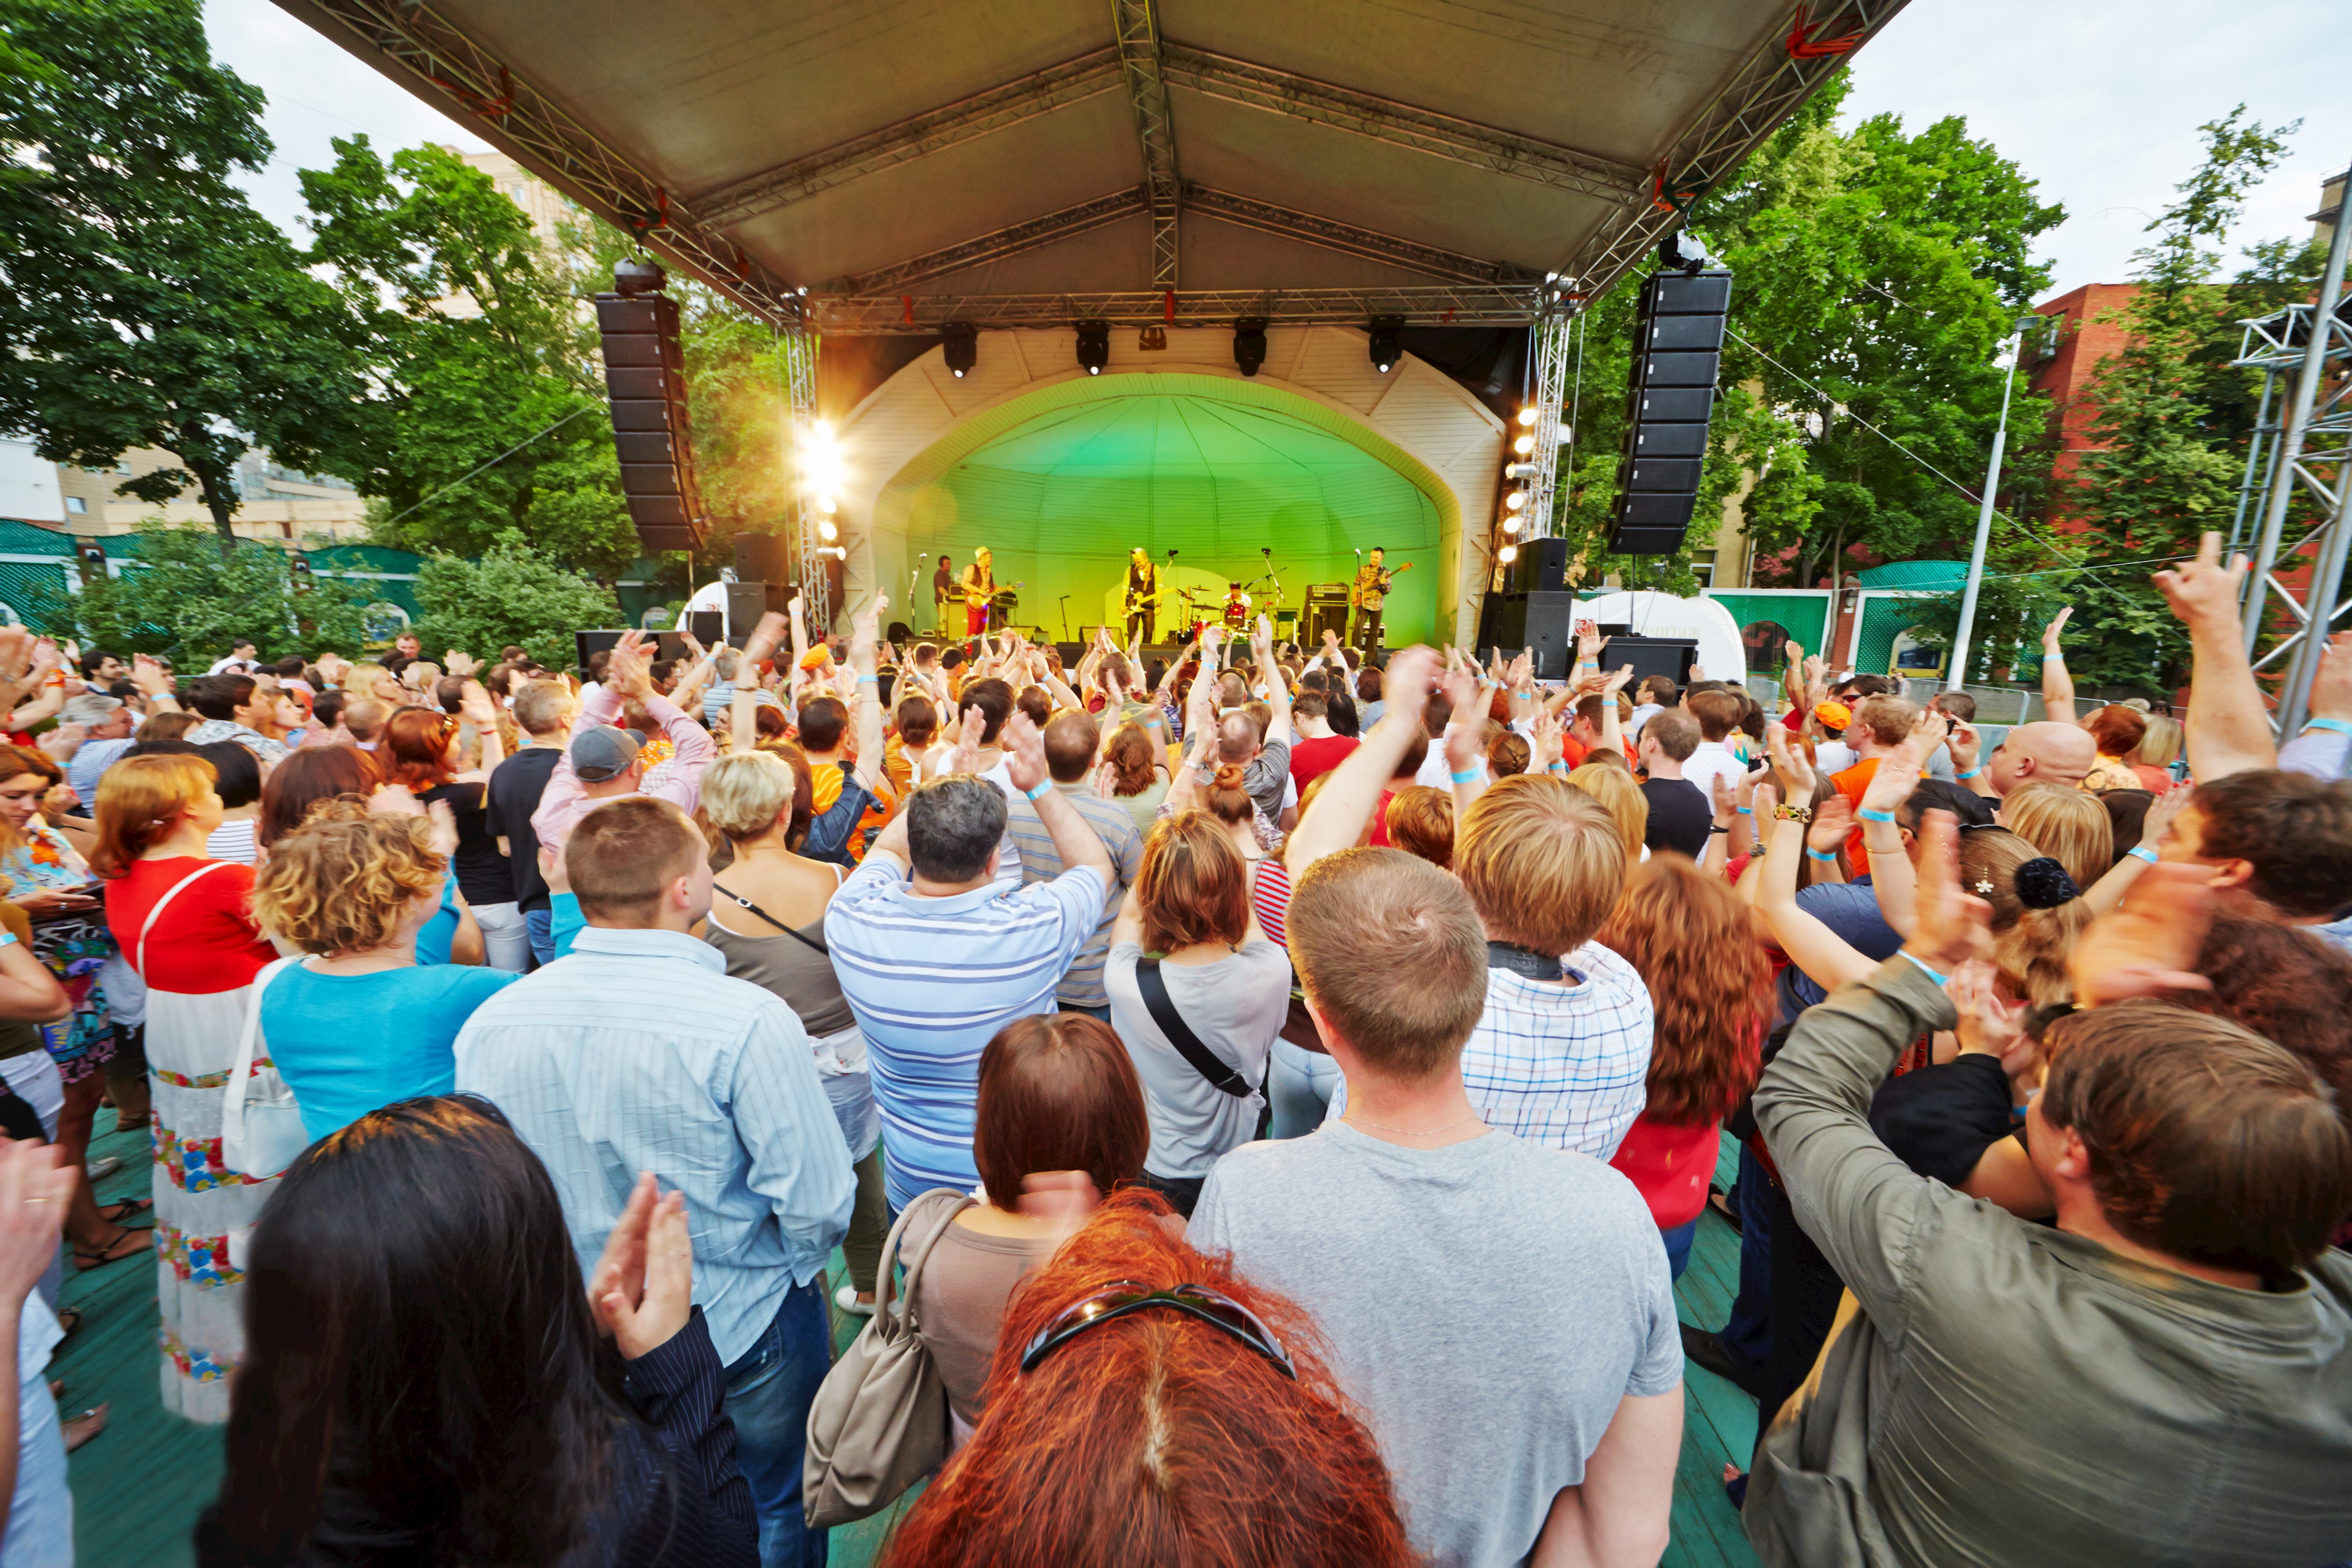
1166, 551, 1294, 641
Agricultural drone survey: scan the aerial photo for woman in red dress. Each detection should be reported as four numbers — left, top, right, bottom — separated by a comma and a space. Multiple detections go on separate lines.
96, 753, 276, 1422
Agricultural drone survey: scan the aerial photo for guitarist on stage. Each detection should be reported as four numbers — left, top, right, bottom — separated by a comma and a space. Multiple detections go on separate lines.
1349, 546, 1411, 656
1123, 547, 1159, 643
931, 553, 956, 636
960, 547, 996, 641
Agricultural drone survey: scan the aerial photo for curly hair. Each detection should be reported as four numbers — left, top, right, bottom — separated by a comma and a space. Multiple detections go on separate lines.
879, 1189, 1418, 1568
1597, 855, 1770, 1124
250, 802, 446, 955
1104, 722, 1159, 798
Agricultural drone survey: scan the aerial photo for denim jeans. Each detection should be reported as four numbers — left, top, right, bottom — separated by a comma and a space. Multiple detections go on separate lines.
524, 906, 556, 968
722, 1280, 831, 1568
1057, 1001, 1113, 1020
1268, 1037, 1339, 1139
1660, 1217, 1699, 1283
1718, 1143, 1773, 1369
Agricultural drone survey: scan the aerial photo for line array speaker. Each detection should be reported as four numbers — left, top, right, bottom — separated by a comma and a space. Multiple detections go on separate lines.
595, 269, 708, 554
1610, 269, 1731, 556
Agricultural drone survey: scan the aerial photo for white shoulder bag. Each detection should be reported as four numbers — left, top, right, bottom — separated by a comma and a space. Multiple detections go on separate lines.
221, 955, 308, 1182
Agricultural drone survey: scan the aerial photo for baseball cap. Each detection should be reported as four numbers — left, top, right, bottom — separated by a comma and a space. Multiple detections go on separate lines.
570, 726, 647, 783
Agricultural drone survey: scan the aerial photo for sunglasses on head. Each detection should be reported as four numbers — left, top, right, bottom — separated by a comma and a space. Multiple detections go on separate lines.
1019, 1279, 1296, 1379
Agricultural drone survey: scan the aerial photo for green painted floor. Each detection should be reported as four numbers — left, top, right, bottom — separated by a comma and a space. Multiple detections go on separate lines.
65, 1114, 1761, 1567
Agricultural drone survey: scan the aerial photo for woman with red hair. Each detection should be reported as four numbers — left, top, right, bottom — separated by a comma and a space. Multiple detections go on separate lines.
880, 1187, 1418, 1568
1597, 855, 1771, 1279
380, 687, 521, 970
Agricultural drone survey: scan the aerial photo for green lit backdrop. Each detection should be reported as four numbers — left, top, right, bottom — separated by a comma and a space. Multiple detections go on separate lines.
867, 373, 1453, 645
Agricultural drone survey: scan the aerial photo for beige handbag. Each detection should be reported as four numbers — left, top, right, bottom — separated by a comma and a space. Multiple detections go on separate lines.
802, 1188, 974, 1528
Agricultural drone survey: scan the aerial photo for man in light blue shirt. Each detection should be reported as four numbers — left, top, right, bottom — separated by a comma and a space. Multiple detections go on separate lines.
60, 694, 133, 810
826, 711, 1111, 1210
456, 795, 851, 1568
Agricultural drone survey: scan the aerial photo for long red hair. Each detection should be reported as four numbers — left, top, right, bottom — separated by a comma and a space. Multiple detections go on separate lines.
380, 706, 459, 791
1596, 855, 1771, 1124
879, 1188, 1417, 1568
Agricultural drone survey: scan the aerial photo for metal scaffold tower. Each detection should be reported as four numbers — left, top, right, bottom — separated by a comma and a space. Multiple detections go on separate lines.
2234, 162, 2351, 737
778, 323, 830, 631
1520, 308, 1577, 541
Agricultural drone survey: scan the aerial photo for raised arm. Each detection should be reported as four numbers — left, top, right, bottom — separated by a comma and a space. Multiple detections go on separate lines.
1853, 710, 1945, 936
1003, 710, 1110, 886
1440, 661, 1488, 815
2037, 608, 2076, 726
1253, 617, 1291, 746
1286, 645, 1438, 878
458, 680, 506, 776
1753, 784, 1877, 994
2152, 531, 2275, 781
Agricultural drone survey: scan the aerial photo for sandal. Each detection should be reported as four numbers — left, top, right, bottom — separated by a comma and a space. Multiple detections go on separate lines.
71, 1225, 151, 1272
62, 1403, 107, 1453
95, 1198, 152, 1227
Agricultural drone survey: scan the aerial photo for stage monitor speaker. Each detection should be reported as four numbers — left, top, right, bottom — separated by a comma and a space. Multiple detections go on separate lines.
1610, 268, 1731, 557
1493, 591, 1576, 679
1604, 635, 1699, 690
734, 533, 791, 582
595, 278, 708, 554
1508, 537, 1572, 595
1303, 589, 1351, 645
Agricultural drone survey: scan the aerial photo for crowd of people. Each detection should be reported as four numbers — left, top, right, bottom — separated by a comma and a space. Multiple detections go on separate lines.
0, 529, 2339, 1566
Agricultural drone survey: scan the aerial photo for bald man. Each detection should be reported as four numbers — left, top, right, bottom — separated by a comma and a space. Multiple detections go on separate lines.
1952, 719, 2095, 799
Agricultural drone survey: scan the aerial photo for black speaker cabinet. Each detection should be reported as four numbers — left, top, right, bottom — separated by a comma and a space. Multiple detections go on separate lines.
1603, 635, 1699, 690
1493, 591, 1577, 679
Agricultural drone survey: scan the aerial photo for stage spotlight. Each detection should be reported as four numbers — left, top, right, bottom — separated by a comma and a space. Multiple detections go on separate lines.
1512, 433, 1536, 456
815, 493, 837, 514
1505, 462, 1541, 480
1659, 229, 1712, 275
1498, 543, 1518, 564
1502, 515, 1523, 536
1516, 406, 1538, 427
1367, 316, 1403, 374
942, 323, 977, 378
1504, 490, 1528, 511
1233, 317, 1268, 377
1075, 321, 1110, 375
818, 518, 838, 541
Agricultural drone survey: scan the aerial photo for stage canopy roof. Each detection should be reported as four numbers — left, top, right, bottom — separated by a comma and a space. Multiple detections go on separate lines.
273, 0, 1906, 332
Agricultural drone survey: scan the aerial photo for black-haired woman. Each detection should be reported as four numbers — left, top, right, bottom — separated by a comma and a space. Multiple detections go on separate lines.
198, 1095, 754, 1568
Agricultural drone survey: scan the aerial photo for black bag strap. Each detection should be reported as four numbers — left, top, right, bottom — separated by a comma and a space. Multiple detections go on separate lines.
713, 884, 829, 955
1135, 957, 1255, 1098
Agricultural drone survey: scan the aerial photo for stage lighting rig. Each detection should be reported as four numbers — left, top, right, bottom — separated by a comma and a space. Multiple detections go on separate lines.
942, 323, 977, 378
1504, 490, 1528, 512
1367, 317, 1403, 374
1075, 322, 1110, 375
1233, 318, 1268, 378
1498, 543, 1518, 564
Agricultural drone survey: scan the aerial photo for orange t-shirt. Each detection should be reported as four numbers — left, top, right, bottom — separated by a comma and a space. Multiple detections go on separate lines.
1832, 757, 1882, 861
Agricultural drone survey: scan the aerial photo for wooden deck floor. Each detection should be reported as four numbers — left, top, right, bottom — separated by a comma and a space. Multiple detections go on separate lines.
64, 1114, 1762, 1567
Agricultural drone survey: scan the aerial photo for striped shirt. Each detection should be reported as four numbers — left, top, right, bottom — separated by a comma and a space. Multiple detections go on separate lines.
1002, 786, 1144, 1006
452, 925, 854, 1364
1328, 941, 1653, 1159
825, 857, 1107, 1209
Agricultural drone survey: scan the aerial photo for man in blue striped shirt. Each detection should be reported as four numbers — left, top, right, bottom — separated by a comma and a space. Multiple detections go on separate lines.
1001, 710, 1144, 1016
456, 796, 852, 1568
826, 711, 1111, 1210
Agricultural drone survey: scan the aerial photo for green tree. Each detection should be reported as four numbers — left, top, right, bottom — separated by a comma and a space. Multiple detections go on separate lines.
0, 0, 379, 553
408, 531, 622, 669
299, 139, 640, 576
75, 524, 376, 661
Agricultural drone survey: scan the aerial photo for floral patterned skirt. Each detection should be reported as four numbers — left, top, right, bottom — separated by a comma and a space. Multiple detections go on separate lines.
28, 913, 115, 1085
147, 982, 274, 1424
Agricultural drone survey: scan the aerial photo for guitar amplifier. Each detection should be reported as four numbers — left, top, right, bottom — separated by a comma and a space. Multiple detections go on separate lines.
1303, 585, 1351, 644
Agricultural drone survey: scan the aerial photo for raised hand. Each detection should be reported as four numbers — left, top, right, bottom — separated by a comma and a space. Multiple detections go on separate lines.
0, 628, 34, 683
1805, 794, 1854, 858
947, 705, 987, 775
1576, 620, 1602, 665
1002, 709, 1048, 793
1946, 721, 1982, 776
2038, 606, 2072, 656
1949, 961, 2034, 1082
1600, 663, 1635, 697
741, 613, 790, 671
458, 679, 498, 730
2309, 630, 2352, 722
1708, 769, 1739, 826
2137, 782, 2192, 851
1531, 707, 1565, 770
1766, 718, 1815, 797
2151, 532, 2247, 630
605, 629, 652, 699
1380, 645, 1443, 734
1784, 638, 1804, 665
444, 649, 479, 677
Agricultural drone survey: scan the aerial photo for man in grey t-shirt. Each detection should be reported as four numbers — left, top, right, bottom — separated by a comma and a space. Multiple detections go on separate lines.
1190, 847, 1681, 1568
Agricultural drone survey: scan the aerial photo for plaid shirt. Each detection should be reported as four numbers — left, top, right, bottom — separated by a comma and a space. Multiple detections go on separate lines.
1328, 940, 1653, 1159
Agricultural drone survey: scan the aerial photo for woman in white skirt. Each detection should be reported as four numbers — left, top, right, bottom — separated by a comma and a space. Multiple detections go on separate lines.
94, 753, 278, 1423
693, 751, 889, 1314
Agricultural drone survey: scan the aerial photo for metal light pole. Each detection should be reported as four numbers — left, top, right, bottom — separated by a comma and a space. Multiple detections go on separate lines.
1947, 321, 2030, 692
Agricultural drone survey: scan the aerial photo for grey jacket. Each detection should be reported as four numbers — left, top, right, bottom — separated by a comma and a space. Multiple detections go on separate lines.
1744, 956, 2352, 1568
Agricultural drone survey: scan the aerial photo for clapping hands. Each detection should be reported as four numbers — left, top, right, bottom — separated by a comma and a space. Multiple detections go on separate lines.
588, 1173, 694, 1360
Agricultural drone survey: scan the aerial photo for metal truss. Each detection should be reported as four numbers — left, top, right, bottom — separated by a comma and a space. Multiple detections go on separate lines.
777, 326, 830, 631
804, 284, 1563, 334
1521, 313, 1576, 540
693, 48, 1124, 227
825, 188, 1150, 296
1181, 185, 1542, 285
2233, 167, 2352, 735
1570, 0, 1910, 301
1158, 44, 1643, 208
274, 0, 802, 324
1112, 0, 1184, 288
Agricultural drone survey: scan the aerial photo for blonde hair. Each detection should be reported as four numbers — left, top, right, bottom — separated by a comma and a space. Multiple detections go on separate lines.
698, 751, 800, 839
1565, 761, 1647, 865
249, 802, 444, 954
343, 662, 392, 695
1289, 849, 1488, 1077
2001, 781, 2112, 892
1455, 775, 1626, 954
2132, 714, 2183, 771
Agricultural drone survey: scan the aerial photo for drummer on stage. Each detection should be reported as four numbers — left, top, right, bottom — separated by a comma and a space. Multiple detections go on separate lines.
931, 553, 956, 636
1223, 582, 1252, 628
1124, 547, 1158, 644
960, 547, 996, 640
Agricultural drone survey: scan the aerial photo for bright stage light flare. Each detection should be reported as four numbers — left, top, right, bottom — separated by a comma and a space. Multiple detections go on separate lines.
1502, 514, 1522, 535
1498, 544, 1518, 563
1512, 434, 1536, 456
1504, 490, 1527, 510
1516, 406, 1538, 427
818, 519, 838, 541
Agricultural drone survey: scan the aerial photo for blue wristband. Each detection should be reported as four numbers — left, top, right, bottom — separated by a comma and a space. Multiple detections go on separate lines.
1805, 846, 1838, 862
1023, 780, 1052, 802
2126, 845, 2158, 865
1450, 768, 1481, 784
1856, 807, 1897, 824
1898, 951, 1949, 986
2304, 718, 2352, 738
1956, 766, 1983, 781
1735, 806, 1752, 815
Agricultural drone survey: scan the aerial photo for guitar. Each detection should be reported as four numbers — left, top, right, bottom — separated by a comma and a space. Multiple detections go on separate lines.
1123, 583, 1176, 617
1349, 559, 1415, 609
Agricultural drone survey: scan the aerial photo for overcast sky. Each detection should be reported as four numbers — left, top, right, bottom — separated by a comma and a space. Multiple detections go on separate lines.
208, 0, 2351, 296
